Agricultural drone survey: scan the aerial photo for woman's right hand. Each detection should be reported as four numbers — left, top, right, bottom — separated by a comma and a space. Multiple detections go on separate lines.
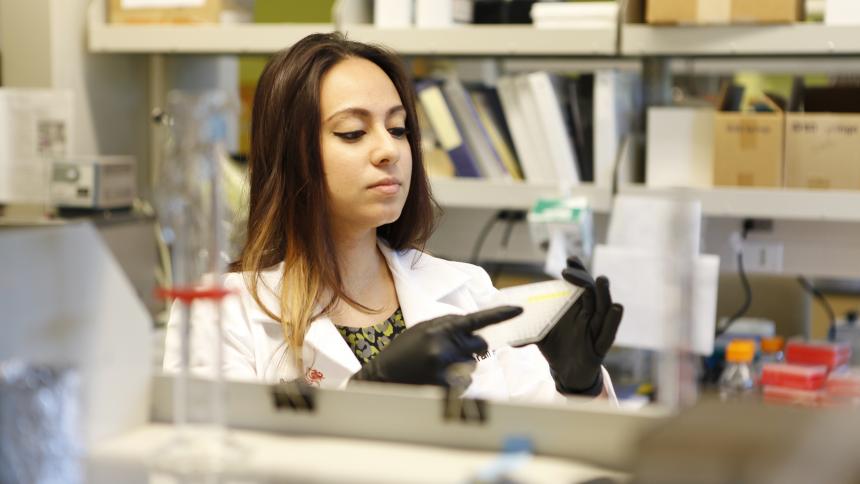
350, 306, 522, 386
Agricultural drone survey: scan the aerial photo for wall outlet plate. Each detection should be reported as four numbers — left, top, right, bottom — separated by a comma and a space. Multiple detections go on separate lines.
742, 241, 784, 273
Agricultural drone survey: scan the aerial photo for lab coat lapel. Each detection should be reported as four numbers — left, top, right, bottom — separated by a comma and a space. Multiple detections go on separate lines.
299, 243, 472, 389
302, 316, 361, 389
379, 242, 470, 328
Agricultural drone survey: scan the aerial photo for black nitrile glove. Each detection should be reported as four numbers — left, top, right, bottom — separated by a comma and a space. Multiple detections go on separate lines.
351, 306, 523, 386
536, 257, 623, 397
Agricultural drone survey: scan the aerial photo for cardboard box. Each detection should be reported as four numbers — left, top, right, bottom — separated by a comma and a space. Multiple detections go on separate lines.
647, 0, 730, 24
646, 107, 715, 188
713, 112, 784, 187
732, 0, 805, 24
108, 0, 222, 24
785, 113, 860, 190
646, 0, 802, 25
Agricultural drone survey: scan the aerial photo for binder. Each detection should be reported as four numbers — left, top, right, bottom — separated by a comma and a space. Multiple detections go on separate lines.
415, 80, 482, 178
513, 74, 559, 183
441, 76, 510, 180
525, 72, 581, 186
470, 89, 523, 180
496, 76, 546, 183
567, 76, 595, 183
594, 70, 640, 188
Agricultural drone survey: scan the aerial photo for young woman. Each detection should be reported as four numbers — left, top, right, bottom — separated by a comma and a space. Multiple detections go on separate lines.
164, 33, 623, 403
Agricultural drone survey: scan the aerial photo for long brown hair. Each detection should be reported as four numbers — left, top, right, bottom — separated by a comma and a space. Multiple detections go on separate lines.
235, 32, 437, 369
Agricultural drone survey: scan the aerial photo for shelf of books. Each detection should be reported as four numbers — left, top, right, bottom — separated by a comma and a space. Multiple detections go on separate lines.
431, 177, 612, 211
619, 184, 860, 222
622, 24, 860, 57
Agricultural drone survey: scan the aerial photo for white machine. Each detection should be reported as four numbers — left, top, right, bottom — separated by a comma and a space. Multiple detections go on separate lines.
50, 156, 137, 209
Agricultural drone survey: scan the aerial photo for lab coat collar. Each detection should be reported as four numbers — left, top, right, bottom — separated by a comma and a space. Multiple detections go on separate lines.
377, 240, 473, 328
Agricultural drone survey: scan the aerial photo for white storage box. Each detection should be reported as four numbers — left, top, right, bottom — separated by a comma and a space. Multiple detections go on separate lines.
825, 0, 860, 25
646, 107, 715, 188
415, 0, 473, 27
373, 0, 412, 28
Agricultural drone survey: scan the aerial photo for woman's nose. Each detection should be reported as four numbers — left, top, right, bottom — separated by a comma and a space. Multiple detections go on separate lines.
370, 127, 399, 166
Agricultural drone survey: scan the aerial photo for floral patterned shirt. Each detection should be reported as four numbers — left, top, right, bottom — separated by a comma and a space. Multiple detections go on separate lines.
335, 308, 407, 365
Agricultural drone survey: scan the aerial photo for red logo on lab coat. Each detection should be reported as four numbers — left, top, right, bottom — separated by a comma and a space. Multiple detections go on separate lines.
305, 368, 325, 386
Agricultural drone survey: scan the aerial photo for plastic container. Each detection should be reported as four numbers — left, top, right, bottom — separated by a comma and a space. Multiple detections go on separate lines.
760, 363, 827, 390
763, 385, 825, 407
826, 367, 860, 398
719, 339, 757, 402
785, 340, 852, 371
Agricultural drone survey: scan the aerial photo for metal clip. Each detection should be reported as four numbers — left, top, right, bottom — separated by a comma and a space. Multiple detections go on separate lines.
271, 381, 316, 412
443, 388, 487, 424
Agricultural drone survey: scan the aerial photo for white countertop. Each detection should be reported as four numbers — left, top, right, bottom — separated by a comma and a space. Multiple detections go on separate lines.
87, 424, 628, 483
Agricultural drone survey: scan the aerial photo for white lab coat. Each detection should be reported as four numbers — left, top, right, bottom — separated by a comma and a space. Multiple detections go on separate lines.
163, 240, 617, 404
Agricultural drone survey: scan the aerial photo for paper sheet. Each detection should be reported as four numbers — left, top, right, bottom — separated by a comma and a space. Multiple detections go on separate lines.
592, 245, 720, 355
607, 195, 702, 259
477, 280, 584, 350
0, 89, 74, 204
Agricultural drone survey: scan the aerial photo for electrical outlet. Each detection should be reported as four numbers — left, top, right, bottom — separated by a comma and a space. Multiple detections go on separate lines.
742, 241, 784, 273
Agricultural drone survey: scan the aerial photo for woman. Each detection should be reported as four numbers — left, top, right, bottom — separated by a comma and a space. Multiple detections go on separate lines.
164, 33, 623, 403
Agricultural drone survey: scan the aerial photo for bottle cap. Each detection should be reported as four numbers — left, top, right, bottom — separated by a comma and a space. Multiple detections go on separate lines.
761, 336, 785, 353
726, 339, 755, 363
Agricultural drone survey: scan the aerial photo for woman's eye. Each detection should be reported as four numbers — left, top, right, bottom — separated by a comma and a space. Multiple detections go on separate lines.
334, 130, 365, 141
388, 127, 407, 138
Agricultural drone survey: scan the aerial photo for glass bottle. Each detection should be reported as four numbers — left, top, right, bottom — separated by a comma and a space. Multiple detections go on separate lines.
719, 339, 756, 402
756, 336, 785, 378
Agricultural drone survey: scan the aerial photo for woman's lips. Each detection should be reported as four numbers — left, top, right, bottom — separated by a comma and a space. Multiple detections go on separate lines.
368, 178, 401, 195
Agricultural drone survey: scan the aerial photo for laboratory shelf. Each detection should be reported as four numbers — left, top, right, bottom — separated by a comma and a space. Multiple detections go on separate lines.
619, 185, 860, 222
622, 24, 860, 56
88, 21, 335, 54
343, 24, 618, 56
430, 177, 612, 212
89, 22, 618, 56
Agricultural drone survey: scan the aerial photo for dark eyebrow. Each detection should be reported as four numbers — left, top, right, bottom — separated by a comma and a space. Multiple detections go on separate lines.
325, 105, 405, 123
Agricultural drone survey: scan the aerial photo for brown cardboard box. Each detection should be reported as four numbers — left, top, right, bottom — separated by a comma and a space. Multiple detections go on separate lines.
731, 0, 805, 24
108, 0, 222, 24
646, 0, 802, 25
647, 0, 730, 24
713, 113, 784, 187
785, 114, 860, 190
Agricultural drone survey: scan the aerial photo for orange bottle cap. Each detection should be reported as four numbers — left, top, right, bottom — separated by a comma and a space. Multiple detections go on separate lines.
761, 336, 785, 353
726, 339, 756, 363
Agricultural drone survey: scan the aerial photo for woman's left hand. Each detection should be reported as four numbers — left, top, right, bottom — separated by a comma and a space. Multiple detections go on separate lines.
535, 257, 623, 397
